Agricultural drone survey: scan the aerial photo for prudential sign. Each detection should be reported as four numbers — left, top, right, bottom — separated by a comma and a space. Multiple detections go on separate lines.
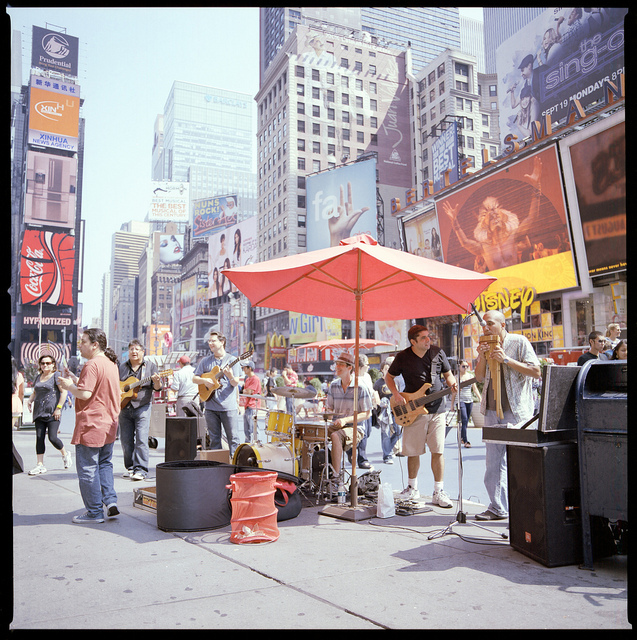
31, 25, 79, 77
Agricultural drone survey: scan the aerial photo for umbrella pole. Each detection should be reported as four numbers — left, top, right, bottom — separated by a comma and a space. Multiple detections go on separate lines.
350, 301, 360, 508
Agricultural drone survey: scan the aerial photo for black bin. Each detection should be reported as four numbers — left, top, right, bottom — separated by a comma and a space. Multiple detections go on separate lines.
156, 460, 235, 532
576, 360, 628, 569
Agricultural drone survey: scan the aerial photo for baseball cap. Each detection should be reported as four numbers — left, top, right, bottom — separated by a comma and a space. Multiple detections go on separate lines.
178, 355, 190, 365
241, 360, 255, 369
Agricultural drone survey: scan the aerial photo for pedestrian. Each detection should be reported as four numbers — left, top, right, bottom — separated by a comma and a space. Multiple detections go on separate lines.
240, 360, 262, 442
26, 354, 72, 475
12, 357, 24, 431
348, 353, 377, 470
385, 325, 457, 508
282, 365, 299, 414
374, 357, 402, 464
475, 310, 541, 521
192, 330, 241, 456
450, 360, 482, 448
170, 355, 198, 416
577, 331, 608, 366
58, 328, 121, 524
118, 339, 163, 481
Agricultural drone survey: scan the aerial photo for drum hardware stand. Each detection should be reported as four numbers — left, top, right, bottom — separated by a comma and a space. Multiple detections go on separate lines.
428, 308, 507, 543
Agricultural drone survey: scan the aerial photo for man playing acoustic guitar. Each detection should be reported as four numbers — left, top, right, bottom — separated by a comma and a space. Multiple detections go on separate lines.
385, 325, 457, 508
118, 339, 163, 481
192, 330, 241, 457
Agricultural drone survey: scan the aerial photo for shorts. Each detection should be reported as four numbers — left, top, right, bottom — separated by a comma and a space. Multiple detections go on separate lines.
332, 426, 365, 447
401, 411, 446, 456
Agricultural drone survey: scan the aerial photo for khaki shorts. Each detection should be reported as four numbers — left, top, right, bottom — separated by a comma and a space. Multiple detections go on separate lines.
332, 426, 365, 447
401, 411, 446, 456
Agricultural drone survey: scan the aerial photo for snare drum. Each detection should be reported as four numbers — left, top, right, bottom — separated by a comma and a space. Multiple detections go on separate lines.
296, 422, 328, 443
233, 441, 299, 477
266, 411, 294, 441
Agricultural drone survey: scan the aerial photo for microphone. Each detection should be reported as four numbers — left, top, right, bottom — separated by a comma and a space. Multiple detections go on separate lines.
471, 303, 487, 327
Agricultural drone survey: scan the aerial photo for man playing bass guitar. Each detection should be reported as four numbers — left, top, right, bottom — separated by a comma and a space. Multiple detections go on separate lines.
385, 325, 457, 508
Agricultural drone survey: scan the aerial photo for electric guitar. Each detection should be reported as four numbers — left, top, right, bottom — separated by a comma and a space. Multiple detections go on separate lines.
391, 376, 476, 427
120, 369, 173, 408
198, 349, 253, 402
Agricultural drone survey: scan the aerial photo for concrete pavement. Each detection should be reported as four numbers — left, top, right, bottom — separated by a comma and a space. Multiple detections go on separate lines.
10, 415, 631, 630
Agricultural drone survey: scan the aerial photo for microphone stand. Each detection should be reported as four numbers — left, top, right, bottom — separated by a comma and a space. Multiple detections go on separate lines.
428, 309, 506, 543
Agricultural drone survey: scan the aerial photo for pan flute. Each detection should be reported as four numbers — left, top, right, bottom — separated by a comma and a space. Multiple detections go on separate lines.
479, 334, 504, 419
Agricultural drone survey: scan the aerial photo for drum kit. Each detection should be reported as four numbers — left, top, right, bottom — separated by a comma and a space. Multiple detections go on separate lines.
235, 385, 340, 501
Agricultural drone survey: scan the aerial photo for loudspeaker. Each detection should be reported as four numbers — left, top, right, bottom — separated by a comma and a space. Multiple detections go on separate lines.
165, 417, 198, 462
507, 444, 582, 567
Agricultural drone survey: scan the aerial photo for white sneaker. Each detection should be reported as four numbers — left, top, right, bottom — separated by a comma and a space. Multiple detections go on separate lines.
432, 489, 453, 508
29, 463, 47, 476
131, 471, 147, 481
397, 485, 420, 500
63, 451, 73, 469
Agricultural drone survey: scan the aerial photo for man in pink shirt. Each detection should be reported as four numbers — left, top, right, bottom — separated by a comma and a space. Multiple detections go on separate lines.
240, 360, 262, 442
58, 328, 121, 524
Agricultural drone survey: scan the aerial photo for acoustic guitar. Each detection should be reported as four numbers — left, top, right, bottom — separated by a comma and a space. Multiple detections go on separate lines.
391, 376, 477, 427
198, 349, 253, 402
120, 369, 173, 408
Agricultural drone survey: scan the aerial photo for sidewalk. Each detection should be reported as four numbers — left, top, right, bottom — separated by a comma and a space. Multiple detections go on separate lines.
10, 423, 630, 630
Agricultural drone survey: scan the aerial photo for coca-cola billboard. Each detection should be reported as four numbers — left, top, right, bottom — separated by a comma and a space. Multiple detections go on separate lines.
20, 229, 75, 306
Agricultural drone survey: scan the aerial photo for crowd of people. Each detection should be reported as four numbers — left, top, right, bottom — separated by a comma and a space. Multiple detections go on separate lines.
12, 317, 625, 525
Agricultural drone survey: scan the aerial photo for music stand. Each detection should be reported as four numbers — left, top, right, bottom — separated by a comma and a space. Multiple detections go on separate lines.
427, 309, 507, 543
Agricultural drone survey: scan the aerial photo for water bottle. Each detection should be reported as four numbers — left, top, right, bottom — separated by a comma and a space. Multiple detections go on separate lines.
337, 480, 346, 504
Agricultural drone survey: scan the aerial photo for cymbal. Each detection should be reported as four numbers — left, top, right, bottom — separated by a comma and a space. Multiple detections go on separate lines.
271, 386, 317, 399
315, 411, 339, 420
239, 393, 269, 400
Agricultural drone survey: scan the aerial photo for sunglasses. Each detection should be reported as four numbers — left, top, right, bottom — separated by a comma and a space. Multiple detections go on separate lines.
41, 361, 54, 366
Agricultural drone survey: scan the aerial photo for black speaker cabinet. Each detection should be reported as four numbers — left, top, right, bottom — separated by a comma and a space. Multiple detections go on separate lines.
507, 443, 582, 567
165, 417, 198, 462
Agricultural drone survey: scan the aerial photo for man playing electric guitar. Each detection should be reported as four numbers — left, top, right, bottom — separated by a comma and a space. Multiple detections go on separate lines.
118, 339, 163, 481
192, 330, 241, 457
385, 325, 457, 508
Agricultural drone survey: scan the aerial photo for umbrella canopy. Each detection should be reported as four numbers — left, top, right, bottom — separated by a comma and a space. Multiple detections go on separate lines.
222, 234, 496, 512
298, 338, 395, 351
222, 234, 495, 321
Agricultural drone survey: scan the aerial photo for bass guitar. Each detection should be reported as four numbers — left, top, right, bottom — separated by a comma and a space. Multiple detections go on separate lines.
198, 349, 253, 402
120, 369, 173, 409
391, 376, 476, 427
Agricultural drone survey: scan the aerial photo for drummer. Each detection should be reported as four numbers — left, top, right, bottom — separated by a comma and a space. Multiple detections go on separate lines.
325, 352, 373, 487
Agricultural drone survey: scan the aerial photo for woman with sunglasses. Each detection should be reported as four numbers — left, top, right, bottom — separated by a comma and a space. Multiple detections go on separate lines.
26, 355, 71, 475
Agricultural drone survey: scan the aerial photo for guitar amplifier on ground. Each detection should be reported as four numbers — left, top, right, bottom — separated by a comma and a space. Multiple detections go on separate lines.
165, 417, 198, 462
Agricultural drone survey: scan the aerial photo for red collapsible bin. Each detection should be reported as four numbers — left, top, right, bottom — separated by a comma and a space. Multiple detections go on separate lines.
227, 471, 282, 544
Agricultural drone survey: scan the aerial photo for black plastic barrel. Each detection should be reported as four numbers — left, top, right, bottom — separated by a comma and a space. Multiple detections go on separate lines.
156, 460, 235, 532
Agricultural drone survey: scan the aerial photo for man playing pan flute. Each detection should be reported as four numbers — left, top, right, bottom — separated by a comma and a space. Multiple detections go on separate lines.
475, 310, 541, 521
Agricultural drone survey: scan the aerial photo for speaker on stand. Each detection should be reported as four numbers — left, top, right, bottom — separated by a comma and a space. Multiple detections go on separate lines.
165, 417, 198, 462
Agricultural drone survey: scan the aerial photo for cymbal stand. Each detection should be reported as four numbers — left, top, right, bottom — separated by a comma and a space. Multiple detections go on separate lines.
428, 310, 506, 543
315, 414, 335, 503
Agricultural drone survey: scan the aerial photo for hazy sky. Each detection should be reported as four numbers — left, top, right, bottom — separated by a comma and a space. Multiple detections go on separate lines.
7, 6, 481, 323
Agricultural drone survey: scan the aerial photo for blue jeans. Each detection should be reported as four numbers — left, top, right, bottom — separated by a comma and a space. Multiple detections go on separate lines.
483, 408, 515, 517
75, 442, 117, 518
205, 409, 240, 457
243, 407, 256, 442
380, 417, 401, 460
459, 401, 473, 443
119, 403, 151, 474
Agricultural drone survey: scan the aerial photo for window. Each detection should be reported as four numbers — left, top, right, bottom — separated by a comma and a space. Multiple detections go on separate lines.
297, 102, 305, 114
297, 84, 304, 96
342, 128, 350, 141
354, 61, 363, 72
357, 131, 364, 143
355, 96, 364, 109
312, 69, 320, 81
297, 195, 306, 208
297, 139, 305, 151
328, 125, 335, 138
369, 64, 376, 75
312, 141, 321, 153
342, 111, 350, 123
312, 86, 320, 99
489, 85, 497, 96
341, 57, 349, 68
455, 62, 469, 77
312, 105, 320, 117
356, 113, 364, 126
342, 93, 349, 105
297, 120, 305, 132
312, 123, 320, 135
295, 65, 304, 78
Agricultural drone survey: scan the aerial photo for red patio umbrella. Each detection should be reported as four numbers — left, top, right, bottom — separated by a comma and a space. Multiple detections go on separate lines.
222, 234, 496, 517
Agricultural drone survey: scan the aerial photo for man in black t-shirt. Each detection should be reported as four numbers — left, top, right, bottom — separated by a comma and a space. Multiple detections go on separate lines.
385, 325, 457, 508
577, 331, 608, 366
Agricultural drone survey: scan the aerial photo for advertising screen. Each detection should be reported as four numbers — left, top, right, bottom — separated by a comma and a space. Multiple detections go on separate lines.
28, 77, 80, 151
149, 181, 189, 223
305, 158, 377, 252
496, 8, 626, 146
20, 230, 75, 306
559, 113, 625, 277
193, 194, 239, 237
431, 121, 459, 193
436, 146, 577, 313
402, 207, 444, 262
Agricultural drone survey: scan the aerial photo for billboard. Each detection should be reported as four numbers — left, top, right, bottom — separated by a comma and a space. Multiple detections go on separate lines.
208, 216, 258, 299
306, 159, 377, 252
24, 149, 77, 229
436, 146, 577, 312
157, 234, 184, 265
192, 194, 239, 237
28, 76, 80, 151
20, 230, 75, 306
431, 121, 460, 193
559, 112, 625, 277
31, 26, 79, 76
402, 207, 444, 262
497, 8, 627, 146
149, 181, 189, 223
